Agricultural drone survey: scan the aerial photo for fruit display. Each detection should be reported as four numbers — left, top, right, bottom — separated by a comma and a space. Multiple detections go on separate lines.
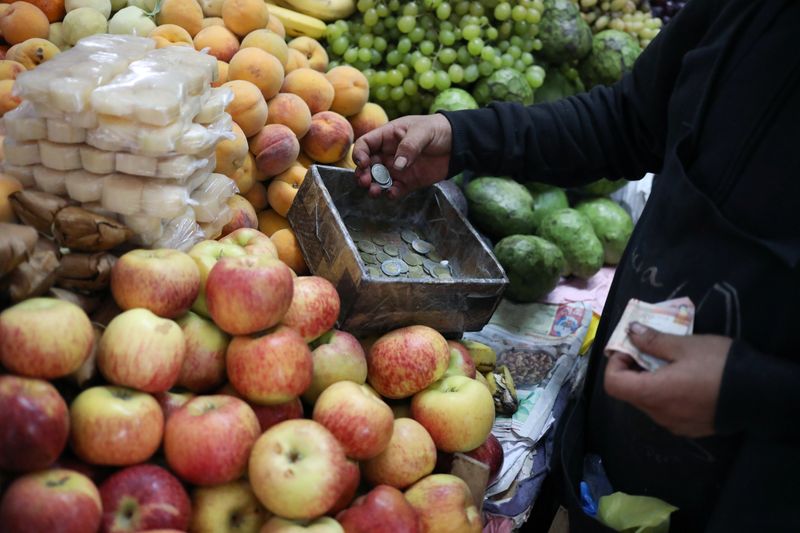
577, 0, 662, 48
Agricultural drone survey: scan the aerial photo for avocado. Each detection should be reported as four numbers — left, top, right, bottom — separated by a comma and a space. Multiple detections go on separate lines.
576, 198, 634, 264
473, 68, 534, 106
525, 182, 569, 232
535, 68, 585, 103
538, 0, 593, 64
579, 29, 642, 87
494, 235, 565, 302
429, 88, 479, 113
575, 178, 627, 196
465, 177, 537, 239
538, 208, 604, 279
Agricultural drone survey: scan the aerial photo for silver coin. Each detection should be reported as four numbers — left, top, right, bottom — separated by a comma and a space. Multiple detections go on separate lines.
360, 252, 377, 265
401, 250, 424, 267
376, 251, 392, 263
427, 251, 442, 262
366, 265, 382, 277
432, 265, 452, 279
408, 265, 426, 277
401, 229, 419, 244
381, 258, 408, 276
411, 239, 434, 255
383, 244, 399, 257
372, 234, 388, 246
357, 240, 378, 255
371, 164, 392, 186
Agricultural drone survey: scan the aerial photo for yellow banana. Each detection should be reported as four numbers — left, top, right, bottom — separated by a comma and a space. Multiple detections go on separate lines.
265, 3, 327, 39
460, 339, 497, 373
273, 0, 355, 21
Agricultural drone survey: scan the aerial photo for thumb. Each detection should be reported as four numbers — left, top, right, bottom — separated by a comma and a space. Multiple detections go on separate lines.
393, 126, 433, 171
627, 322, 687, 362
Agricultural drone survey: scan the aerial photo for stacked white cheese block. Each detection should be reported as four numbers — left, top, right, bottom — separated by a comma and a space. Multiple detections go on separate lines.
3, 34, 238, 250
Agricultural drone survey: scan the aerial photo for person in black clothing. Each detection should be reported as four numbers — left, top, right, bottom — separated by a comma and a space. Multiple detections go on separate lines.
352, 1, 800, 531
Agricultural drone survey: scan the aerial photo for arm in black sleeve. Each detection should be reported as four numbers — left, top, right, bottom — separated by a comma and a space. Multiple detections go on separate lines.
440, 0, 716, 186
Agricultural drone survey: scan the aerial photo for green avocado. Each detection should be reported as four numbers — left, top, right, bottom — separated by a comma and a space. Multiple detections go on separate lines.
576, 198, 634, 265
579, 29, 642, 87
494, 235, 565, 302
524, 182, 569, 232
429, 88, 479, 113
465, 177, 536, 239
534, 68, 585, 103
473, 68, 534, 106
538, 208, 604, 279
538, 0, 593, 65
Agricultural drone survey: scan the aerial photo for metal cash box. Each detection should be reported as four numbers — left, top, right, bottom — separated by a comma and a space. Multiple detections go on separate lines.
287, 165, 508, 338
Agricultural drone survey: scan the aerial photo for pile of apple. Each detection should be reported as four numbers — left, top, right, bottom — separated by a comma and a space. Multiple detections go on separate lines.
0, 226, 503, 533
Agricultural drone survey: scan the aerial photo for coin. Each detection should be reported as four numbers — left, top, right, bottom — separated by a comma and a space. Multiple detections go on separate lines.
372, 234, 388, 246
432, 265, 452, 279
408, 265, 425, 276
427, 251, 442, 262
401, 229, 419, 244
408, 269, 426, 279
401, 250, 424, 267
371, 164, 393, 188
411, 239, 434, 255
383, 244, 399, 257
381, 258, 408, 276
357, 240, 378, 255
366, 265, 382, 277
376, 251, 392, 263
360, 252, 377, 265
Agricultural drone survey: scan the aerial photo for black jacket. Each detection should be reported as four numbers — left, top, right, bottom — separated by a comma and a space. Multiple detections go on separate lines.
443, 1, 800, 531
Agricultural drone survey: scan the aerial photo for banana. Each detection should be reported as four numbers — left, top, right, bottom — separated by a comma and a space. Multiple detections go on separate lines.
265, 3, 327, 39
460, 340, 497, 374
272, 0, 355, 21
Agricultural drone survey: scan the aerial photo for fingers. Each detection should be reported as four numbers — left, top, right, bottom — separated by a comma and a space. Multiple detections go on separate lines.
627, 322, 687, 362
392, 124, 433, 171
604, 353, 650, 403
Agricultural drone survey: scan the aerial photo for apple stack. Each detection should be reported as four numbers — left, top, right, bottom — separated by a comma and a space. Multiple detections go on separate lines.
2, 33, 238, 251
0, 225, 504, 533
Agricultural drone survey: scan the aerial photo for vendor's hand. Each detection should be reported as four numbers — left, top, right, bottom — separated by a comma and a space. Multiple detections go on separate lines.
604, 322, 732, 438
352, 114, 452, 199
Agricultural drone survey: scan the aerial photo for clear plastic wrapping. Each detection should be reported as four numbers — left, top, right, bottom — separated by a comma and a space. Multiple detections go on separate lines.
33, 166, 68, 195
47, 119, 87, 144
153, 207, 204, 252
190, 172, 238, 223
4, 139, 41, 166
39, 140, 82, 171
65, 170, 108, 203
2, 164, 36, 187
80, 145, 116, 174
3, 102, 47, 141
196, 87, 234, 124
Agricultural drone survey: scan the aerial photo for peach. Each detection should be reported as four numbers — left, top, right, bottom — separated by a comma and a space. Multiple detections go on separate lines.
284, 47, 308, 73
326, 65, 369, 117
149, 24, 193, 48
265, 12, 284, 37
270, 228, 307, 275
5, 38, 59, 69
212, 60, 228, 87
0, 174, 23, 223
157, 0, 204, 37
201, 16, 224, 27
266, 164, 304, 218
193, 25, 239, 62
240, 29, 288, 67
230, 150, 255, 195
250, 123, 299, 177
250, 152, 267, 182
296, 151, 314, 168
243, 181, 267, 210
0, 59, 25, 81
0, 45, 7, 60
229, 47, 284, 101
281, 68, 334, 115
0, 79, 20, 116
220, 194, 258, 237
266, 92, 311, 139
287, 36, 328, 72
0, 3, 49, 44
223, 79, 268, 137
16, 0, 65, 23
221, 0, 267, 37
258, 209, 290, 236
334, 144, 356, 170
215, 122, 248, 179
301, 111, 354, 164
349, 102, 389, 140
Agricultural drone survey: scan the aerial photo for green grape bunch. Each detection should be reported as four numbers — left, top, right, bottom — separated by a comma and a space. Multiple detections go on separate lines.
578, 0, 662, 48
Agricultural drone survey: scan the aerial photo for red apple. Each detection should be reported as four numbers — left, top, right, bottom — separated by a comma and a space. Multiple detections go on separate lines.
70, 386, 164, 466
362, 418, 436, 490
336, 485, 420, 533
281, 276, 341, 342
0, 375, 69, 472
465, 433, 503, 485
68, 324, 102, 388
249, 419, 349, 520
51, 454, 112, 486
154, 390, 196, 420
444, 341, 477, 378
219, 227, 278, 257
312, 381, 394, 460
411, 375, 495, 453
328, 459, 360, 516
100, 464, 191, 533
367, 326, 450, 399
219, 383, 305, 432
206, 255, 294, 335
97, 308, 186, 393
165, 394, 261, 486
303, 330, 367, 404
0, 469, 102, 533
261, 517, 344, 532
404, 474, 481, 533
0, 297, 94, 379
226, 326, 312, 404
111, 248, 201, 318
188, 240, 249, 317
176, 311, 230, 392
190, 480, 269, 533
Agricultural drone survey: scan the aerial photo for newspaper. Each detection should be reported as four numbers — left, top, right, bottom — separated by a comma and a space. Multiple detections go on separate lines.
604, 297, 695, 371
464, 299, 593, 500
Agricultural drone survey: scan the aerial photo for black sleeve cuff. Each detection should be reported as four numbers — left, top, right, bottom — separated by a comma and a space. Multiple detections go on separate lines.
439, 107, 505, 178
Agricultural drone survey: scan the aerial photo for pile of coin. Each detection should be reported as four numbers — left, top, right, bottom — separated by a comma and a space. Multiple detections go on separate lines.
345, 219, 456, 280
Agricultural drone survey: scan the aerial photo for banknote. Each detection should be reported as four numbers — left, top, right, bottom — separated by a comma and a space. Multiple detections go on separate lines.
604, 297, 695, 371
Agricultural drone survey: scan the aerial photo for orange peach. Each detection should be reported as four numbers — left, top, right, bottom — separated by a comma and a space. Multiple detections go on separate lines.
349, 102, 389, 140
296, 152, 314, 168
215, 122, 248, 179
265, 12, 284, 37
0, 79, 20, 116
221, 0, 267, 37
229, 47, 284, 101
201, 16, 224, 28
16, 0, 65, 22
0, 174, 23, 223
266, 164, 304, 217
270, 228, 307, 275
258, 209, 290, 236
230, 149, 255, 195
284, 47, 308, 73
193, 25, 239, 62
220, 194, 258, 237
326, 65, 369, 117
266, 92, 311, 139
243, 181, 267, 210
5, 38, 59, 69
250, 123, 300, 178
157, 0, 204, 37
212, 60, 228, 87
0, 59, 25, 81
0, 2, 49, 44
248, 152, 267, 182
287, 36, 328, 72
223, 79, 268, 137
301, 111, 354, 164
239, 29, 288, 67
280, 67, 334, 115
149, 24, 193, 48
334, 144, 356, 170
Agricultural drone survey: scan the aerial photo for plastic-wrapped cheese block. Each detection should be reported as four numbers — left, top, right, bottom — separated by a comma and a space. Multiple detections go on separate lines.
199, 204, 232, 240
64, 110, 98, 129
73, 34, 156, 55
81, 202, 119, 220
157, 154, 212, 181
123, 213, 164, 245
91, 73, 187, 127
47, 119, 87, 144
3, 164, 36, 187
3, 103, 47, 141
115, 152, 157, 177
142, 47, 218, 95
4, 139, 41, 166
153, 207, 203, 251
190, 172, 238, 222
39, 140, 82, 171
175, 114, 234, 156
65, 170, 107, 203
33, 166, 68, 195
196, 87, 234, 124
101, 174, 143, 216
80, 145, 115, 174
141, 181, 191, 219
88, 115, 189, 156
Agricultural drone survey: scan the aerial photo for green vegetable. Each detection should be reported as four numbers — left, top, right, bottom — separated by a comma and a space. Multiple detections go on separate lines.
576, 178, 627, 196
465, 177, 537, 239
535, 68, 585, 103
494, 235, 565, 302
524, 182, 569, 232
579, 29, 642, 87
576, 198, 633, 264
538, 208, 604, 279
429, 88, 479, 114
538, 0, 593, 64
473, 68, 534, 106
